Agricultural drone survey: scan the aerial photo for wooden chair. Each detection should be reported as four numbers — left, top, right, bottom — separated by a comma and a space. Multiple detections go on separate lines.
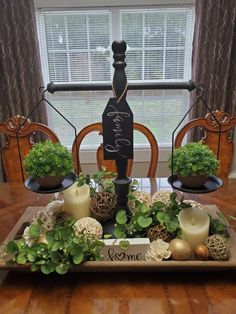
0, 115, 60, 182
72, 122, 158, 177
175, 110, 236, 178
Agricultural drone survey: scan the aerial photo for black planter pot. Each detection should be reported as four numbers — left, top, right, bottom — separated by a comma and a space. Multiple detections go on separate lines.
35, 175, 64, 188
178, 174, 208, 188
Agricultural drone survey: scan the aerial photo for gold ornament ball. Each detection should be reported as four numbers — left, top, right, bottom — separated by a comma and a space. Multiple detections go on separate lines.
169, 239, 192, 261
194, 244, 209, 261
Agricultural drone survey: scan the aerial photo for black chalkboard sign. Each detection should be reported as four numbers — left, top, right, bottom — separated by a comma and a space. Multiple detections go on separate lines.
102, 98, 133, 160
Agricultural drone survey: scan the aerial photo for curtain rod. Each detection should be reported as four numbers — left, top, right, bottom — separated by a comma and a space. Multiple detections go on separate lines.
47, 80, 196, 93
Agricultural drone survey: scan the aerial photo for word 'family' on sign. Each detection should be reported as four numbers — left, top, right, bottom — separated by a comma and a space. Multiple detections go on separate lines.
102, 98, 133, 160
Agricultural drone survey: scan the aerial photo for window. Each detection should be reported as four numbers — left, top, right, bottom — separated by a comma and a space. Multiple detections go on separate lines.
37, 6, 194, 150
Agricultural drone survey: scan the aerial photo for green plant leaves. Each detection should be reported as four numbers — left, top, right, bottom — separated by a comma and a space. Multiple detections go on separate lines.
5, 216, 104, 275
114, 226, 126, 239
70, 244, 84, 264
56, 263, 70, 275
116, 210, 127, 224
23, 141, 74, 177
29, 224, 41, 238
51, 241, 63, 252
6, 241, 19, 255
169, 142, 219, 177
137, 216, 152, 228
41, 261, 56, 275
119, 240, 129, 250
16, 252, 27, 264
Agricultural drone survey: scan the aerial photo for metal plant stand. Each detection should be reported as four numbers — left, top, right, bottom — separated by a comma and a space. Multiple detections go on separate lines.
17, 40, 222, 202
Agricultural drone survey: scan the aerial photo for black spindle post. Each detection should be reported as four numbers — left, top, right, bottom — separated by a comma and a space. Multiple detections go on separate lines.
112, 41, 132, 213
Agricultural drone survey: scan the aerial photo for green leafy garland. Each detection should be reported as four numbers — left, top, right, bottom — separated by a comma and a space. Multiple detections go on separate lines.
6, 217, 104, 274
76, 167, 116, 197
114, 192, 190, 240
114, 192, 231, 241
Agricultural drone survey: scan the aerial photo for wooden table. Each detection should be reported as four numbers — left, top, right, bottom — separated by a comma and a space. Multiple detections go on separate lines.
0, 179, 236, 314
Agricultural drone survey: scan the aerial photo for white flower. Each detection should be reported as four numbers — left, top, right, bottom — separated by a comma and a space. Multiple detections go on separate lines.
145, 239, 171, 262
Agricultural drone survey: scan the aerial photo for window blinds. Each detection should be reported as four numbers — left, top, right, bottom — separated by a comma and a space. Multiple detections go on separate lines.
37, 7, 194, 148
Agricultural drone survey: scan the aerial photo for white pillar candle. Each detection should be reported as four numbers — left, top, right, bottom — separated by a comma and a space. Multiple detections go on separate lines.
62, 183, 91, 220
178, 207, 210, 250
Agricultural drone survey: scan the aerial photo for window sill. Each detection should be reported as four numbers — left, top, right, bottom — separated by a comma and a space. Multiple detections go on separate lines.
78, 146, 171, 164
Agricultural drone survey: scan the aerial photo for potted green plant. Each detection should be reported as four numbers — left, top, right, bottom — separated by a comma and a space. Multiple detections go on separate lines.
23, 141, 74, 188
169, 142, 219, 188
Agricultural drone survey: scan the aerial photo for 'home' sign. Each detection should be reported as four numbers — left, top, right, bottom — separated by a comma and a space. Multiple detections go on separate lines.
102, 238, 150, 262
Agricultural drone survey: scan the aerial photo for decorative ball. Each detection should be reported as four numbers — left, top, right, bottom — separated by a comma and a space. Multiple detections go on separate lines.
128, 191, 152, 213
151, 191, 173, 205
147, 224, 174, 243
74, 217, 103, 241
206, 234, 230, 261
90, 192, 117, 222
169, 239, 192, 261
194, 244, 209, 260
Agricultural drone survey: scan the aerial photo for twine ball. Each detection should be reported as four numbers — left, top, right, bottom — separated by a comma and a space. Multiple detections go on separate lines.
147, 224, 173, 243
206, 234, 230, 261
151, 191, 173, 205
90, 192, 117, 222
74, 217, 103, 240
128, 191, 152, 213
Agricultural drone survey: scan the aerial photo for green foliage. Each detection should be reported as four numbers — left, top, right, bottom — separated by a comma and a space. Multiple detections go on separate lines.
76, 167, 116, 197
114, 192, 188, 239
169, 142, 219, 177
23, 141, 74, 178
209, 211, 230, 237
6, 217, 104, 275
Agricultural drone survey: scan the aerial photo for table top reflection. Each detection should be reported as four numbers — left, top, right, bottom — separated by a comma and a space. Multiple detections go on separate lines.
0, 178, 236, 314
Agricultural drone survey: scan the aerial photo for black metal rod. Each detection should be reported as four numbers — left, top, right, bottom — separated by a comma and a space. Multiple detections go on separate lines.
47, 80, 196, 94
16, 96, 46, 182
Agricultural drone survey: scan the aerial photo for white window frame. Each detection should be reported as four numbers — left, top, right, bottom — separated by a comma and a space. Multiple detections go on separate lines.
35, 0, 195, 166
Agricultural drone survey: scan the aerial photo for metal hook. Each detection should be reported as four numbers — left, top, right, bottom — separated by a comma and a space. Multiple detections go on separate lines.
39, 86, 47, 99
196, 84, 204, 97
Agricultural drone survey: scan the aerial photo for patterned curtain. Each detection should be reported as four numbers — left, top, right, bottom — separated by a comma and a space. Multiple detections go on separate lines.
0, 0, 48, 130
190, 0, 236, 125
0, 0, 49, 181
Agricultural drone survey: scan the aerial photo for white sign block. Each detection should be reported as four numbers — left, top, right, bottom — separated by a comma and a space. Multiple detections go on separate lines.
102, 238, 150, 262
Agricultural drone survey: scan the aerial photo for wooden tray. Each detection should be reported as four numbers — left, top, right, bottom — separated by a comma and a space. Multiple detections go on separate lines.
1, 206, 236, 272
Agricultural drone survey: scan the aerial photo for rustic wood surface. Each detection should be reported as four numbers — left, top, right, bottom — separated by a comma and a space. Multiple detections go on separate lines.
1, 179, 236, 314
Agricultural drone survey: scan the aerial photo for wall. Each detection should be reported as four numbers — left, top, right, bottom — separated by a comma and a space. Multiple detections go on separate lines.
79, 147, 171, 177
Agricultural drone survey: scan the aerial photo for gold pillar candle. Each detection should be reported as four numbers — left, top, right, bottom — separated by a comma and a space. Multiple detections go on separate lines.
62, 183, 91, 220
178, 207, 210, 250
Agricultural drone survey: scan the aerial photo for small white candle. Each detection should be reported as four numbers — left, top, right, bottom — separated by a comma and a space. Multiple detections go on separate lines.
62, 183, 91, 220
178, 207, 210, 250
